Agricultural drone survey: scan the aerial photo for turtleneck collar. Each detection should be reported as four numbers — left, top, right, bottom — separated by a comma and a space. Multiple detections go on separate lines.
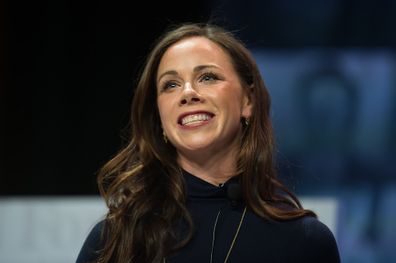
182, 169, 241, 199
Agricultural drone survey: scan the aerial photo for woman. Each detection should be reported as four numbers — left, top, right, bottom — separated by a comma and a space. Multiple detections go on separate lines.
76, 23, 340, 263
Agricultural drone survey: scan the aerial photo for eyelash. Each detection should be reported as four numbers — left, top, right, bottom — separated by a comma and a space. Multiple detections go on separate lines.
199, 71, 219, 82
161, 81, 178, 91
160, 72, 220, 91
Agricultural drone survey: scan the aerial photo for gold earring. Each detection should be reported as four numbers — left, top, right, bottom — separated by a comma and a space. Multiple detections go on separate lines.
163, 131, 168, 143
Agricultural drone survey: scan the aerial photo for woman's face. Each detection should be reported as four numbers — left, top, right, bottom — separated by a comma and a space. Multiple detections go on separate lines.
156, 36, 252, 159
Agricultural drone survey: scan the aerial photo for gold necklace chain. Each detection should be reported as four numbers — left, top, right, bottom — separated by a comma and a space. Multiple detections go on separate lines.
163, 206, 247, 263
210, 206, 247, 263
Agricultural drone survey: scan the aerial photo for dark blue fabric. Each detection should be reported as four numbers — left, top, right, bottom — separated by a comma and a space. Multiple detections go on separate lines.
76, 171, 340, 263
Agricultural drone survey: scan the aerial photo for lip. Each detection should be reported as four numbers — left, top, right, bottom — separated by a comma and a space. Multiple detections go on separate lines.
177, 110, 215, 126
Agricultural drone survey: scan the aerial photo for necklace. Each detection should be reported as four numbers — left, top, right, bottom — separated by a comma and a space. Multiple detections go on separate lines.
210, 206, 247, 263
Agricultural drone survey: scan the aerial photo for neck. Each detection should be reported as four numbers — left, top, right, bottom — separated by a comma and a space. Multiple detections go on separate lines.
177, 147, 238, 186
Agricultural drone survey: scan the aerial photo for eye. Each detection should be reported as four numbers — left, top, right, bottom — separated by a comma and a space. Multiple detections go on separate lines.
199, 72, 219, 83
161, 81, 179, 91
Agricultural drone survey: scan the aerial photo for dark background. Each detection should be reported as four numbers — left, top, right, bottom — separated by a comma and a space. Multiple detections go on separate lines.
1, 0, 395, 194
3, 0, 396, 196
1, 0, 215, 195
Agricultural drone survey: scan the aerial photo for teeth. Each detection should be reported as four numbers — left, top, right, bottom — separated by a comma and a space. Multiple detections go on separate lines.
181, 114, 211, 125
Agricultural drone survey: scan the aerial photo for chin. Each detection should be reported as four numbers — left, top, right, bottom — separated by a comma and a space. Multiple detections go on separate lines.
183, 143, 212, 151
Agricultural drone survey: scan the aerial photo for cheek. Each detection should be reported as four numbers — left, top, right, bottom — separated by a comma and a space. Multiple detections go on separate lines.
157, 101, 166, 124
224, 93, 244, 114
157, 100, 173, 129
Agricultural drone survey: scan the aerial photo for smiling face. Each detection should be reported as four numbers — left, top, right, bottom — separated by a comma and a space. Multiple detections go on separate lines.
156, 36, 252, 162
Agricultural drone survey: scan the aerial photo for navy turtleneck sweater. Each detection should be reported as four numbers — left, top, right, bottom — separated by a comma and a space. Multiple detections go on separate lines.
76, 171, 340, 263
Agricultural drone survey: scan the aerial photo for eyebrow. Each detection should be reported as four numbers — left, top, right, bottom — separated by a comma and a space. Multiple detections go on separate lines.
157, 64, 219, 82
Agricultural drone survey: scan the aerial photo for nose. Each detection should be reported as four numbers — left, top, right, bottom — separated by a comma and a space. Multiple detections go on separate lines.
179, 82, 203, 105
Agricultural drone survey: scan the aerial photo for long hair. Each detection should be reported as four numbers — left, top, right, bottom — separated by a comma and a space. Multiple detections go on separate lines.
96, 22, 315, 263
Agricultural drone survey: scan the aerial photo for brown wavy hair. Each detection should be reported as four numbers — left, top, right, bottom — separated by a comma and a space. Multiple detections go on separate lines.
96, 22, 315, 263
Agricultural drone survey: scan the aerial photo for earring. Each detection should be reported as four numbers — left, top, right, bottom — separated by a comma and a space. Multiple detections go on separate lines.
244, 117, 250, 126
163, 130, 168, 143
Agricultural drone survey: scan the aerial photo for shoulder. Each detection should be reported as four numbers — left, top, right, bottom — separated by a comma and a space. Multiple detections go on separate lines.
76, 220, 106, 263
299, 216, 336, 244
295, 216, 341, 262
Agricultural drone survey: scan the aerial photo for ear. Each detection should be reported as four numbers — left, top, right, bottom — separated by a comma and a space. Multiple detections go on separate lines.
241, 85, 253, 118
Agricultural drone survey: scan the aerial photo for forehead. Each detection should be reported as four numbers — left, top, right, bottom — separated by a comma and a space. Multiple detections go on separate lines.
157, 36, 233, 71
166, 36, 224, 54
